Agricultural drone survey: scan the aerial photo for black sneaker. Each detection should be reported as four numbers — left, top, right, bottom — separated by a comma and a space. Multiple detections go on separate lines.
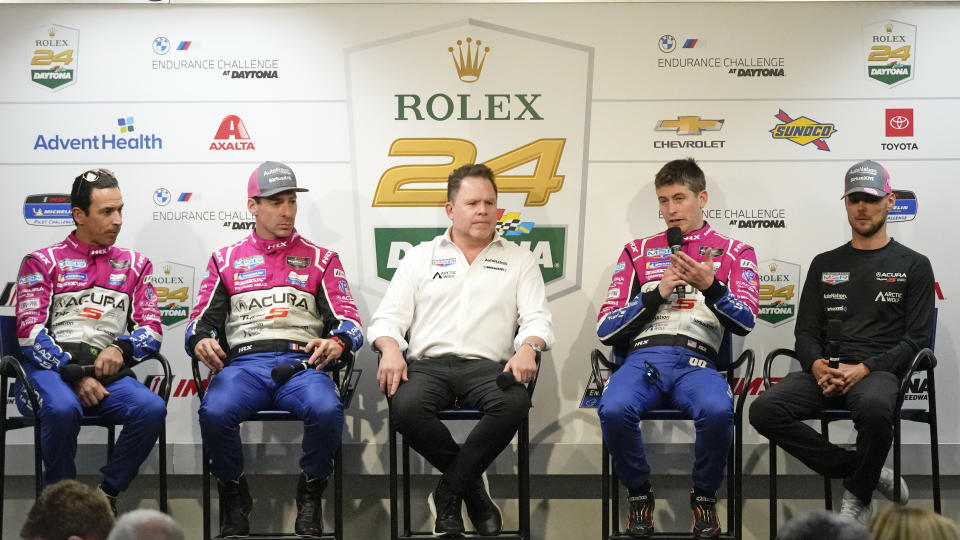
463, 474, 502, 536
690, 491, 721, 539
96, 484, 118, 517
626, 488, 654, 538
217, 475, 253, 538
427, 478, 464, 537
295, 473, 327, 537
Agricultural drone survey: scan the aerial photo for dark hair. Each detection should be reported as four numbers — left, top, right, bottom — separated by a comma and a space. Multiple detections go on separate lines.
71, 168, 120, 224
21, 480, 115, 540
776, 510, 872, 540
447, 163, 497, 202
654, 158, 706, 193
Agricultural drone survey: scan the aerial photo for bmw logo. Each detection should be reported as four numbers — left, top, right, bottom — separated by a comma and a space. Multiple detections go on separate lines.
153, 188, 171, 206
659, 34, 676, 53
152, 37, 170, 55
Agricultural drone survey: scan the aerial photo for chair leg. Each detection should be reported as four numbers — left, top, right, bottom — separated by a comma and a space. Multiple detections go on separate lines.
34, 418, 43, 497
159, 425, 167, 513
334, 444, 343, 540
769, 442, 777, 540
388, 413, 398, 540
518, 416, 530, 540
107, 425, 116, 460
928, 370, 941, 513
1, 377, 7, 536
601, 440, 609, 540
402, 436, 411, 536
611, 460, 620, 535
202, 446, 211, 540
735, 414, 743, 540
894, 420, 902, 505
821, 421, 832, 510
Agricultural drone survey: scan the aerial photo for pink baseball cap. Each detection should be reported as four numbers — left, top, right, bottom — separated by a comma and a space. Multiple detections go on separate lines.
247, 161, 308, 198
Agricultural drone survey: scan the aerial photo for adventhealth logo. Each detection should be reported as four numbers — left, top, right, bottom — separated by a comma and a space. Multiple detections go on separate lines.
34, 115, 163, 151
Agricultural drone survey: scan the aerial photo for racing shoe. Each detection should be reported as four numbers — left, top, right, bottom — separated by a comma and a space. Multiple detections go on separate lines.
295, 472, 327, 537
690, 491, 721, 539
625, 488, 654, 538
217, 475, 253, 538
876, 466, 910, 505
839, 489, 872, 525
427, 478, 464, 537
97, 484, 118, 517
463, 474, 502, 536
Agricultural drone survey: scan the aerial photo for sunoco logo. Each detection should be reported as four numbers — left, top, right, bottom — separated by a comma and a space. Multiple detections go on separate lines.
149, 261, 195, 328
757, 259, 800, 326
348, 20, 590, 300
29, 24, 78, 91
374, 225, 564, 284
770, 109, 836, 151
863, 20, 916, 87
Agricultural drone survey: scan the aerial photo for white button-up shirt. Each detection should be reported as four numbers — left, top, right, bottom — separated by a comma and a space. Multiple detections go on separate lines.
368, 228, 555, 362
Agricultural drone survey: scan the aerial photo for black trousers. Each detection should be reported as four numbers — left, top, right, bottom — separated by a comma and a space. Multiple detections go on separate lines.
390, 355, 530, 496
749, 369, 899, 502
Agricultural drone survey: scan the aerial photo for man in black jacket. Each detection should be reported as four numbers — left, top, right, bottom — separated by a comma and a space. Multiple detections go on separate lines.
750, 160, 935, 524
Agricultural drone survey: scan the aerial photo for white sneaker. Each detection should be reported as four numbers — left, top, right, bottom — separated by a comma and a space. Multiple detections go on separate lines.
838, 489, 872, 525
876, 467, 910, 505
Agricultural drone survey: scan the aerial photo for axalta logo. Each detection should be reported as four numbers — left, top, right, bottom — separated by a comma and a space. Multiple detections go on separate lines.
34, 116, 163, 151
210, 115, 255, 151
29, 24, 78, 91
770, 110, 836, 151
374, 224, 564, 284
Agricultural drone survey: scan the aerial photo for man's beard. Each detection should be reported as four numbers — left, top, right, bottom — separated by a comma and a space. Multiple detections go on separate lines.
849, 209, 888, 238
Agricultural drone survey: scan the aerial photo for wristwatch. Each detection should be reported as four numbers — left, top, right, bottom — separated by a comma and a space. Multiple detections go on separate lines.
522, 341, 544, 354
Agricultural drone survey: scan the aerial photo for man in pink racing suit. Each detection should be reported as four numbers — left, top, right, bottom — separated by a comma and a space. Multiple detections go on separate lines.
185, 161, 362, 537
596, 159, 759, 538
15, 168, 165, 514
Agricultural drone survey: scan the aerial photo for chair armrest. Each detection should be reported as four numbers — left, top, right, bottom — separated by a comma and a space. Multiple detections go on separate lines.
1, 355, 41, 413
729, 349, 755, 421
137, 352, 173, 403
897, 348, 937, 410
189, 354, 210, 401
526, 351, 542, 400
763, 348, 798, 390
590, 349, 611, 394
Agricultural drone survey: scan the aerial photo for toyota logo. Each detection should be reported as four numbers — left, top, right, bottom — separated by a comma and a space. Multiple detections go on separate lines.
889, 115, 910, 130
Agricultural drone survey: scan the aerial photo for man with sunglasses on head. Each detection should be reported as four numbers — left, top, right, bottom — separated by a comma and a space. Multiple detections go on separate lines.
14, 168, 166, 514
596, 158, 759, 538
185, 161, 362, 537
750, 160, 935, 525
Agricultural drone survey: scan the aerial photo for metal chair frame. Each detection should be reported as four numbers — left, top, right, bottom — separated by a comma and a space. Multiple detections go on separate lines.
384, 352, 541, 540
191, 351, 360, 540
593, 337, 755, 540
0, 315, 172, 533
762, 340, 941, 538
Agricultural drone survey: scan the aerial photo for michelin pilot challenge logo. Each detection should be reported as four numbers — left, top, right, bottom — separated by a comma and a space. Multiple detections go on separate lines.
887, 190, 917, 222
29, 25, 78, 91
23, 194, 72, 227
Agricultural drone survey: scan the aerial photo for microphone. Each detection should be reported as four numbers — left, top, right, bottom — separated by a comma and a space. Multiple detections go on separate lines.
496, 371, 519, 390
271, 361, 309, 385
666, 226, 685, 298
827, 319, 843, 370
61, 364, 96, 384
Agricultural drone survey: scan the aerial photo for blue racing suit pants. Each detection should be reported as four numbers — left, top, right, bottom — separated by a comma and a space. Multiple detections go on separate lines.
16, 368, 167, 492
198, 351, 344, 482
597, 345, 733, 494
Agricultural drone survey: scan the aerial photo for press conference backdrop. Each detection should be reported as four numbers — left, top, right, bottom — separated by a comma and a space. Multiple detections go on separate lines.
0, 2, 954, 476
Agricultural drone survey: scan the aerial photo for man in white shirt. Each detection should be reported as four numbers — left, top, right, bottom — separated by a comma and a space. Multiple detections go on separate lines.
370, 163, 554, 537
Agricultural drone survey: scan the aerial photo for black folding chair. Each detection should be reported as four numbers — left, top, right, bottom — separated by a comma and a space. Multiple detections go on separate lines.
593, 334, 755, 540
191, 350, 361, 540
762, 308, 941, 538
0, 314, 172, 533
384, 351, 541, 540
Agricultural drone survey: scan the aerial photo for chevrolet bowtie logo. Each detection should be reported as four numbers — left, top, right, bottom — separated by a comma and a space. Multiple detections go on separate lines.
655, 116, 724, 135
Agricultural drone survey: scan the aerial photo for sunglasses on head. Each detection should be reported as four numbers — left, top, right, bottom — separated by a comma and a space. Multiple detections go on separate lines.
71, 168, 114, 200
